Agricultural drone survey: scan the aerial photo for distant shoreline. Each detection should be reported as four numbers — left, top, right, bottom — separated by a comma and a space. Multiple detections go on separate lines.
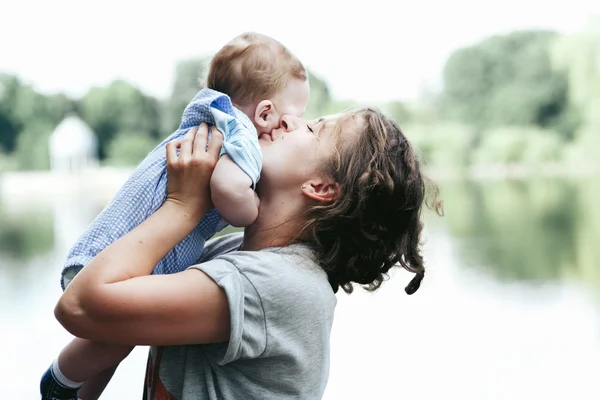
1, 162, 598, 209
426, 162, 600, 182
0, 167, 135, 210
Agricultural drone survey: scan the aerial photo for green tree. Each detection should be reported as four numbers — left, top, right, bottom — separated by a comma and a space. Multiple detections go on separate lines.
0, 74, 76, 169
46, 93, 78, 125
439, 30, 576, 137
12, 121, 53, 170
404, 122, 473, 168
382, 101, 413, 125
552, 18, 600, 163
13, 85, 57, 126
78, 80, 161, 159
163, 58, 207, 132
324, 99, 359, 115
0, 206, 54, 259
473, 126, 563, 165
552, 18, 600, 132
106, 132, 160, 166
305, 70, 331, 119
0, 74, 24, 152
439, 179, 578, 283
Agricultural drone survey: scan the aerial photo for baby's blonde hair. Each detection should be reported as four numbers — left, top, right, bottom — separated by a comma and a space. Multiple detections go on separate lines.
205, 32, 307, 106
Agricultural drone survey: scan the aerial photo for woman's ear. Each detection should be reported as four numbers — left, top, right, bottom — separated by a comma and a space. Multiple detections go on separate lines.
301, 180, 340, 203
254, 100, 275, 132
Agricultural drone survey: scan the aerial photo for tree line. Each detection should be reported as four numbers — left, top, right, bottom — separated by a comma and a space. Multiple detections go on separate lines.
0, 22, 598, 171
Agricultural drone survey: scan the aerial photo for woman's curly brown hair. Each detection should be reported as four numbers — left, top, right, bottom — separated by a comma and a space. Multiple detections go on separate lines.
302, 108, 443, 294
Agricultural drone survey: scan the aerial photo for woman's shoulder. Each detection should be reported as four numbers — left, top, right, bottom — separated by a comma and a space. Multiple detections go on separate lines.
202, 234, 324, 282
222, 243, 335, 303
225, 243, 324, 278
199, 232, 245, 263
199, 234, 335, 309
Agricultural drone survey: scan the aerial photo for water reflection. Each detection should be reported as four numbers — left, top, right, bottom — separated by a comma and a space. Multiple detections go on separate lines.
1, 176, 599, 399
326, 230, 600, 400
437, 177, 600, 300
0, 206, 53, 259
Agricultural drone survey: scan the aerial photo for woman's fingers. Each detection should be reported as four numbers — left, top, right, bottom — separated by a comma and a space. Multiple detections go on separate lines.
165, 140, 178, 167
207, 126, 223, 158
167, 123, 220, 168
193, 123, 209, 156
180, 126, 197, 162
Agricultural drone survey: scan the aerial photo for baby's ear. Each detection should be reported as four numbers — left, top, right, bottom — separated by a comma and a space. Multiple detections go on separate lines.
254, 100, 275, 133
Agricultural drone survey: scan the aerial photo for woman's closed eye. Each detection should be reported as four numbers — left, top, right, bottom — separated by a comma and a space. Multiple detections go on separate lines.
307, 125, 315, 134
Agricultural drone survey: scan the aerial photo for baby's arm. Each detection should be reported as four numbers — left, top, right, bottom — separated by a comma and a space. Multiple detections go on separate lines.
210, 154, 259, 227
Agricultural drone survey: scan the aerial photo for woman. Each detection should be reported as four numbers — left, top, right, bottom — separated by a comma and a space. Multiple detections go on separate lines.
55, 108, 442, 399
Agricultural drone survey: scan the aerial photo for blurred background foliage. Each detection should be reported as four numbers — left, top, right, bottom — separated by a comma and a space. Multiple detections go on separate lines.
0, 21, 598, 171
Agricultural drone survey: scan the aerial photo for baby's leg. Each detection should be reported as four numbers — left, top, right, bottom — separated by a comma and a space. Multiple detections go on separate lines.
58, 337, 133, 382
40, 337, 133, 399
76, 365, 118, 400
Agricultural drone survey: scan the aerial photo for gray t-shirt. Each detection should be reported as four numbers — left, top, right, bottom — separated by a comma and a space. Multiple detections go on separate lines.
143, 233, 337, 399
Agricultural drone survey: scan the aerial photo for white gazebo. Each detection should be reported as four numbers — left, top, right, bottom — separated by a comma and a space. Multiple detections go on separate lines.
49, 115, 98, 173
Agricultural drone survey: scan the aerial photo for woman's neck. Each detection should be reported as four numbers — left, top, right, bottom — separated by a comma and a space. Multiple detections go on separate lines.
241, 192, 306, 251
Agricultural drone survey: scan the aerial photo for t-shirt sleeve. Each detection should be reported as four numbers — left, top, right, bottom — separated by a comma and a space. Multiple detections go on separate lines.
189, 258, 267, 365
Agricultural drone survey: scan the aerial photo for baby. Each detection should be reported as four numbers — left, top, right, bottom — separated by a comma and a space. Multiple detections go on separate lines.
40, 32, 309, 400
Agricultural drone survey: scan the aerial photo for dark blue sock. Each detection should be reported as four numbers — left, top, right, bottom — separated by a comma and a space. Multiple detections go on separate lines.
40, 364, 79, 400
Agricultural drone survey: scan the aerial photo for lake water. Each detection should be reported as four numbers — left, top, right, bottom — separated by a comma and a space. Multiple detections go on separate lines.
1, 176, 599, 399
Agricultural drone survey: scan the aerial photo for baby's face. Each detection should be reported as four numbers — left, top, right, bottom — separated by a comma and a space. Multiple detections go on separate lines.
275, 78, 310, 121
262, 78, 309, 134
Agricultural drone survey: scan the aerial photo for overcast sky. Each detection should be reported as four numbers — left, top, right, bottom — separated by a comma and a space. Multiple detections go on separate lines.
2, 0, 599, 103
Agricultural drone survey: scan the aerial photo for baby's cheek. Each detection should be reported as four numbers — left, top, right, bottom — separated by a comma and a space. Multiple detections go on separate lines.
271, 118, 282, 131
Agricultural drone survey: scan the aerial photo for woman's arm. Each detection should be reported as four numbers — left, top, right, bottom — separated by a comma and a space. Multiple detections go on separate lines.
210, 154, 259, 227
55, 124, 230, 346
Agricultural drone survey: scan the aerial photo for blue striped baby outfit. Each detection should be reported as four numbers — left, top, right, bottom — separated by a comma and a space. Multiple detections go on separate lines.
60, 88, 261, 289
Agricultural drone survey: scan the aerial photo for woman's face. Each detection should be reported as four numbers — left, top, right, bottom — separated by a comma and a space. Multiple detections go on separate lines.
258, 113, 355, 191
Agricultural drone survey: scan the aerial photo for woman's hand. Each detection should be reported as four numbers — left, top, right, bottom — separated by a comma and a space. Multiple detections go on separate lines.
165, 123, 223, 219
55, 122, 230, 346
